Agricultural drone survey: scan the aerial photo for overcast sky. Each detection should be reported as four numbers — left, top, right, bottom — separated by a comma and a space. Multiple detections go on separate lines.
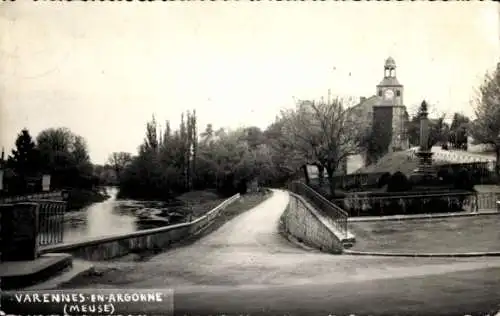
1, 2, 499, 164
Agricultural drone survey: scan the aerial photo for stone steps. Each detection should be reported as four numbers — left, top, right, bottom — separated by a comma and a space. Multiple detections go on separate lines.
23, 260, 94, 290
0, 253, 93, 290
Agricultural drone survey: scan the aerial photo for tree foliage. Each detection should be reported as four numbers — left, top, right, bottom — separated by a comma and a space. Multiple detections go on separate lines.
407, 101, 449, 149
448, 113, 470, 150
471, 62, 500, 173
118, 109, 308, 200
2, 127, 96, 195
7, 129, 39, 177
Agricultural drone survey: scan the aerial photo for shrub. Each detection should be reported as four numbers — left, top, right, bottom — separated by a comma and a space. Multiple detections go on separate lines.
437, 167, 455, 184
387, 171, 412, 192
454, 168, 474, 191
377, 172, 391, 188
340, 191, 475, 217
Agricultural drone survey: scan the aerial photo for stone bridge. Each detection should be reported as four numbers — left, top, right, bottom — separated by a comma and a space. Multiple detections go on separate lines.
2, 188, 500, 315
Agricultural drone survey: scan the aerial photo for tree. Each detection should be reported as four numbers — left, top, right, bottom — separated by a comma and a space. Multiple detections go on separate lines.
36, 127, 92, 188
471, 62, 500, 174
7, 128, 39, 181
429, 115, 449, 149
281, 98, 363, 196
449, 113, 470, 150
37, 127, 75, 173
406, 101, 449, 149
107, 152, 133, 181
201, 124, 214, 144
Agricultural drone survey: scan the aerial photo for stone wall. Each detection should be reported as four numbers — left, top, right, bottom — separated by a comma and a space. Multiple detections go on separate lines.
280, 192, 344, 254
39, 193, 241, 261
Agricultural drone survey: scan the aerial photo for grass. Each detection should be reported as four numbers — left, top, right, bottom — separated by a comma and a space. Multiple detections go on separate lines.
349, 214, 500, 253
177, 190, 228, 218
178, 191, 273, 244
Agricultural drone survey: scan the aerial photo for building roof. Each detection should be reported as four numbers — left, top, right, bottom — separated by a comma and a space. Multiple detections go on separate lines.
348, 95, 380, 113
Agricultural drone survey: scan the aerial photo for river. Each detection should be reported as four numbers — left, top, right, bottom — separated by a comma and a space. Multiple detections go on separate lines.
61, 187, 174, 243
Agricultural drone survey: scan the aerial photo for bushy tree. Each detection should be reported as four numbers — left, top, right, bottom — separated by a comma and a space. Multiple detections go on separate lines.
470, 62, 500, 175
36, 127, 93, 189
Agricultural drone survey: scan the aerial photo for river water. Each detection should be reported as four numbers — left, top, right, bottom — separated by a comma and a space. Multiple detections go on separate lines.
61, 187, 173, 243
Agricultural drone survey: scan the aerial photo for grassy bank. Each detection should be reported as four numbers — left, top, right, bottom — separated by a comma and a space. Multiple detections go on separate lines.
66, 188, 109, 210
112, 190, 272, 262
349, 214, 500, 253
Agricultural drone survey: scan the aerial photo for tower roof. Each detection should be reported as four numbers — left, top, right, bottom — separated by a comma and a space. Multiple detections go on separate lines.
385, 56, 396, 68
377, 77, 401, 87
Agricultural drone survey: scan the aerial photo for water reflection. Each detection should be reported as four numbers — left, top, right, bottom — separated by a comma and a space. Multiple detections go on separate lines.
62, 187, 172, 243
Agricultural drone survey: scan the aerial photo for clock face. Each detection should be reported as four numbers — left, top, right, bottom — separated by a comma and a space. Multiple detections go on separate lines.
384, 89, 394, 100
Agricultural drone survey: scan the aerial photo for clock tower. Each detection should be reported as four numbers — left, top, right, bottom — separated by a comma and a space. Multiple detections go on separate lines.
372, 57, 409, 154
376, 57, 404, 106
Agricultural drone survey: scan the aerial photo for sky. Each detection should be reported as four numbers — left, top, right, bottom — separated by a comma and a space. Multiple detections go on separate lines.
1, 2, 499, 164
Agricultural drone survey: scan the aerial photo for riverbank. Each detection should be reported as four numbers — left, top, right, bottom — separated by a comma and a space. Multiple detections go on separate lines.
101, 191, 272, 262
66, 188, 110, 210
132, 190, 240, 226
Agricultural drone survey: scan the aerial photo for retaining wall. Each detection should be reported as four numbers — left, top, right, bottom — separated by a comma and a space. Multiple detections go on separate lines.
280, 192, 345, 254
39, 193, 241, 261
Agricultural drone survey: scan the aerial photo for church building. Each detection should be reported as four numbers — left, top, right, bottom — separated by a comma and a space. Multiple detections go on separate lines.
350, 57, 410, 164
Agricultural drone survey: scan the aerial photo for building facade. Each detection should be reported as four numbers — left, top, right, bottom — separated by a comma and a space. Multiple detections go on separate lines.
350, 57, 410, 165
374, 57, 409, 152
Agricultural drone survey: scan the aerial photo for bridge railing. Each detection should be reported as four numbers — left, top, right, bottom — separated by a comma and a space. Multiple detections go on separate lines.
0, 191, 63, 204
32, 200, 66, 247
476, 192, 500, 211
288, 181, 348, 237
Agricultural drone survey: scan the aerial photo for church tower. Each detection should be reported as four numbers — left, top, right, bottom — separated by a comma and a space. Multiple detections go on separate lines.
372, 57, 409, 154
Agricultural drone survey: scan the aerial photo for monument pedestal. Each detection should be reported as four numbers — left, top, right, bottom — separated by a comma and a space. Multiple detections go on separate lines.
413, 151, 435, 174
410, 151, 437, 185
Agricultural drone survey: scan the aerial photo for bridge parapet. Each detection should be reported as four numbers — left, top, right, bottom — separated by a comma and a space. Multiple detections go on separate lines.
288, 181, 348, 237
38, 193, 241, 260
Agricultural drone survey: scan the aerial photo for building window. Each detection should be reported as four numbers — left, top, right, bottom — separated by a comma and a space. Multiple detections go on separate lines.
378, 90, 382, 97
396, 90, 401, 97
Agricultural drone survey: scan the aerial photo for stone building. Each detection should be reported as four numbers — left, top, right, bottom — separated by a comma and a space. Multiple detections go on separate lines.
349, 57, 410, 164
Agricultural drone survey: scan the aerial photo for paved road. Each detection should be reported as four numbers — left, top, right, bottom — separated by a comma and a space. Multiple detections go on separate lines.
174, 268, 500, 315
65, 190, 500, 314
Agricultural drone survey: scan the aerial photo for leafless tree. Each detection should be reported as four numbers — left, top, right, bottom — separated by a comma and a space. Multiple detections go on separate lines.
280, 97, 363, 196
107, 152, 133, 181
